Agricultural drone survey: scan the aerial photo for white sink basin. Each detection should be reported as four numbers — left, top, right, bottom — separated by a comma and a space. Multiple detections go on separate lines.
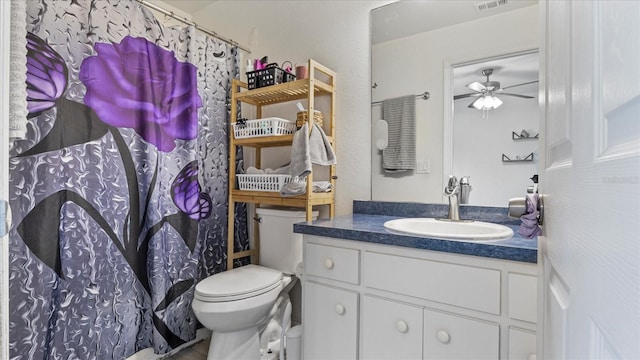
383, 218, 514, 241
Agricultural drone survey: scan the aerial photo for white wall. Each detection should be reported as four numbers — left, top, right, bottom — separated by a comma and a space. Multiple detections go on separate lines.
371, 5, 538, 204
193, 1, 390, 216
453, 93, 539, 206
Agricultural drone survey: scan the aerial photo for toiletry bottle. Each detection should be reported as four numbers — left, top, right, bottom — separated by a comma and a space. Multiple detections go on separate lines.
459, 176, 471, 204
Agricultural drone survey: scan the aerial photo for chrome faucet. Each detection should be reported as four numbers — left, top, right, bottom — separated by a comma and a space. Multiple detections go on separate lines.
443, 175, 461, 221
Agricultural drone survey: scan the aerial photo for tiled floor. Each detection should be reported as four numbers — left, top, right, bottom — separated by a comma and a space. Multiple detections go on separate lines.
165, 338, 209, 360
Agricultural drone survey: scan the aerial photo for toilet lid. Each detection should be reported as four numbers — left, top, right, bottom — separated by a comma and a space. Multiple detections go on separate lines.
195, 264, 283, 302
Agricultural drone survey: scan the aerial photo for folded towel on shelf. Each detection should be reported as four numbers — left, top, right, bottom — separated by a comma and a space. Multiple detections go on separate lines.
518, 193, 542, 238
280, 177, 307, 197
265, 164, 291, 174
382, 95, 416, 173
313, 181, 334, 193
246, 166, 264, 174
309, 123, 336, 166
289, 123, 312, 179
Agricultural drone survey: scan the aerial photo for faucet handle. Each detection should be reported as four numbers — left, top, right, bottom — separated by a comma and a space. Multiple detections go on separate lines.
444, 175, 459, 195
447, 175, 458, 189
460, 176, 470, 185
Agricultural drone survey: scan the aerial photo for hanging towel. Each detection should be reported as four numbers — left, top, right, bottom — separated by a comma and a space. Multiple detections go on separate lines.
518, 193, 542, 238
309, 123, 336, 166
382, 95, 416, 173
9, 0, 28, 139
289, 123, 312, 179
281, 123, 336, 197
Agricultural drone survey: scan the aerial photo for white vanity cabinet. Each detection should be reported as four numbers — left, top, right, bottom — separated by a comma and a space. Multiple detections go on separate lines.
301, 235, 537, 360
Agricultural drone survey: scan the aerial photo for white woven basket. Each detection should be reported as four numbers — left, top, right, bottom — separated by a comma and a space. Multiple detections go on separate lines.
237, 174, 292, 192
231, 118, 296, 139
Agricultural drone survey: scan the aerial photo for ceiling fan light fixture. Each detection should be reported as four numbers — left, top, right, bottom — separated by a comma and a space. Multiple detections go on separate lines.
472, 96, 486, 110
474, 94, 503, 110
487, 95, 503, 109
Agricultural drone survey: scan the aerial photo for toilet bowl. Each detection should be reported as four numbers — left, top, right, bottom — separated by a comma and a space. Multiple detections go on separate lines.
192, 264, 291, 360
192, 208, 317, 360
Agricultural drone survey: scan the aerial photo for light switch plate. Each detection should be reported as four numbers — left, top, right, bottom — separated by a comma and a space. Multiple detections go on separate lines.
416, 160, 430, 174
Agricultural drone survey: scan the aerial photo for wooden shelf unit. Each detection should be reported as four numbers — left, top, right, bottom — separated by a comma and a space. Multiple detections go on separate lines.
227, 59, 336, 270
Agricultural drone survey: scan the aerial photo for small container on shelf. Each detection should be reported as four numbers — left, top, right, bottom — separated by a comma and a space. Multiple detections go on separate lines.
296, 110, 323, 129
237, 174, 292, 192
231, 118, 296, 139
246, 63, 296, 89
512, 131, 539, 140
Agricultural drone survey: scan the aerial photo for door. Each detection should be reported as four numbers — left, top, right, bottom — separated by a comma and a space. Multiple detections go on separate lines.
539, 1, 640, 359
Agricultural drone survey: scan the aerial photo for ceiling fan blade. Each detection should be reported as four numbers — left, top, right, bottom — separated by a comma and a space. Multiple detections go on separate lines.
501, 80, 539, 90
467, 82, 486, 92
498, 92, 535, 99
468, 97, 482, 109
454, 93, 481, 100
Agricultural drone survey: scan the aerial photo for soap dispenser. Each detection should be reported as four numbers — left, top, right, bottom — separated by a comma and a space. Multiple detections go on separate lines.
459, 176, 471, 204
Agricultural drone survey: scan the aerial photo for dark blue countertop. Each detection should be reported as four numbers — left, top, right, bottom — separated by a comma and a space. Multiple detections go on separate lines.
293, 201, 538, 264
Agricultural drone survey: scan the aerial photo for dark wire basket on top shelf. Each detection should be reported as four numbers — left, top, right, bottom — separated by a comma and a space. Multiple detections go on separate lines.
246, 63, 296, 89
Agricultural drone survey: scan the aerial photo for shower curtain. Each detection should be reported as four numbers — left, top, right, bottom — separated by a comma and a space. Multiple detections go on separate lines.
8, 0, 249, 358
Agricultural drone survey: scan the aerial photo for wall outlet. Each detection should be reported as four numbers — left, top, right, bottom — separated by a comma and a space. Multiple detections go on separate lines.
416, 160, 430, 174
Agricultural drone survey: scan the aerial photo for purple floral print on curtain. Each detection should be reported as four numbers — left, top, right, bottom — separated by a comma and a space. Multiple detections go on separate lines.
9, 1, 249, 358
80, 36, 202, 152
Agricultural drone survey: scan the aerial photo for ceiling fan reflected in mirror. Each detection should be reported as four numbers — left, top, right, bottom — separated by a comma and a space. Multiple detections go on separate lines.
454, 68, 538, 111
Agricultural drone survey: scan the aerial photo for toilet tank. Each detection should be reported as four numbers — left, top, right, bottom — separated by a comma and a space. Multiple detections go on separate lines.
256, 208, 318, 275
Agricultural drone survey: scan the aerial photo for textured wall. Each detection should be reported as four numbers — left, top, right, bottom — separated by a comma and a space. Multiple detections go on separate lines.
192, 1, 390, 216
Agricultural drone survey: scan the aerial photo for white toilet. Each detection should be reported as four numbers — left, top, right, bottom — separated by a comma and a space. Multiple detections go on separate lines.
192, 208, 317, 360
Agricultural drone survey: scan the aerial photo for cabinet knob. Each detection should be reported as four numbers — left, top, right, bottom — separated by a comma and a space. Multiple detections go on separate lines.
528, 354, 536, 360
436, 330, 451, 344
395, 320, 409, 333
324, 258, 335, 270
335, 303, 345, 315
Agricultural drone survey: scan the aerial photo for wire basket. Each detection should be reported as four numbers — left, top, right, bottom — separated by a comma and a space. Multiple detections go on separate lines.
246, 63, 296, 89
237, 174, 292, 192
231, 118, 296, 139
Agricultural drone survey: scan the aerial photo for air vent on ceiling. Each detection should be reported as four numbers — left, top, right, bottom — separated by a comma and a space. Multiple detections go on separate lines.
475, 0, 509, 12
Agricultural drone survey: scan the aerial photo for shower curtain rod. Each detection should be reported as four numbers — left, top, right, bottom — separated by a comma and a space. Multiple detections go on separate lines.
371, 91, 431, 105
136, 0, 252, 53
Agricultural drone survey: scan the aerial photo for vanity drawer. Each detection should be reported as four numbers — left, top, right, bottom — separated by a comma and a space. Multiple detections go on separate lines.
305, 242, 360, 285
508, 272, 537, 323
364, 251, 501, 314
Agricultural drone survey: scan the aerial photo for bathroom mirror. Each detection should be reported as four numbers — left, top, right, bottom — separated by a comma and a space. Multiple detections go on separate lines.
371, 1, 539, 207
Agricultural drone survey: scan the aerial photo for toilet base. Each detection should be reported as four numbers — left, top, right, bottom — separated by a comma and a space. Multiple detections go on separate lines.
208, 326, 260, 360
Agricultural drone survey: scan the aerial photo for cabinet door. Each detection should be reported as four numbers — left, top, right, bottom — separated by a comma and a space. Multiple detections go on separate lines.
361, 295, 423, 360
303, 281, 358, 360
423, 308, 499, 359
509, 328, 537, 360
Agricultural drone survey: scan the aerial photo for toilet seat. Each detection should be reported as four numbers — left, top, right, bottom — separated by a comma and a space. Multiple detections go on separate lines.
195, 265, 283, 302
